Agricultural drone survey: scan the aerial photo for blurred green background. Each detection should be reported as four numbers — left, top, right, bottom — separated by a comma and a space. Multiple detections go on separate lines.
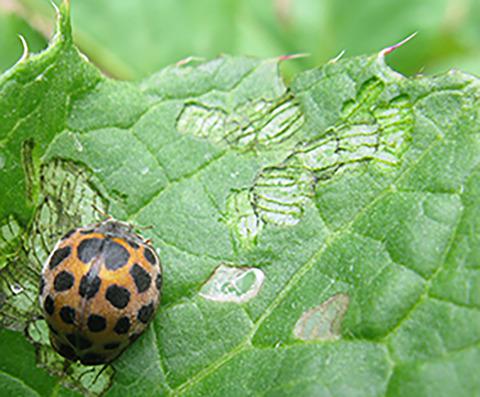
1, 0, 479, 80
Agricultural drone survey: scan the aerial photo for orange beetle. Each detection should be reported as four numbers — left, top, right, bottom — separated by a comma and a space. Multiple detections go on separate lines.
39, 219, 162, 365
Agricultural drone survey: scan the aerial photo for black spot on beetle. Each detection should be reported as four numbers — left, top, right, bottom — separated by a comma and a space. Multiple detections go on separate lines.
59, 306, 76, 324
130, 264, 152, 293
143, 246, 157, 266
137, 302, 154, 324
80, 353, 107, 365
49, 246, 71, 270
104, 240, 130, 270
54, 271, 75, 292
87, 314, 107, 332
104, 342, 121, 350
79, 273, 101, 299
106, 285, 130, 309
57, 343, 78, 361
77, 238, 103, 264
126, 239, 139, 249
114, 316, 130, 334
44, 295, 54, 315
66, 333, 92, 350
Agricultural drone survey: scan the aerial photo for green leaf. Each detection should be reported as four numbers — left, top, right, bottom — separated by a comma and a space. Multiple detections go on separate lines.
0, 328, 81, 397
1, 3, 480, 396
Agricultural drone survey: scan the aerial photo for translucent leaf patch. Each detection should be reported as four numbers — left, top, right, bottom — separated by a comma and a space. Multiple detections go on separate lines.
293, 293, 349, 341
252, 165, 315, 226
226, 190, 263, 246
199, 264, 265, 303
177, 94, 304, 150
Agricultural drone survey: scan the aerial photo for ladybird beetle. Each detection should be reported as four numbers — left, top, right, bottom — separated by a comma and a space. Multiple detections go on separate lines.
39, 219, 162, 365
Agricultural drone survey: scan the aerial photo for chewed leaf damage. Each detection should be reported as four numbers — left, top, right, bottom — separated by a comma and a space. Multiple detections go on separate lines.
226, 190, 263, 246
177, 95, 304, 149
200, 264, 265, 303
226, 78, 413, 243
0, 160, 112, 395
